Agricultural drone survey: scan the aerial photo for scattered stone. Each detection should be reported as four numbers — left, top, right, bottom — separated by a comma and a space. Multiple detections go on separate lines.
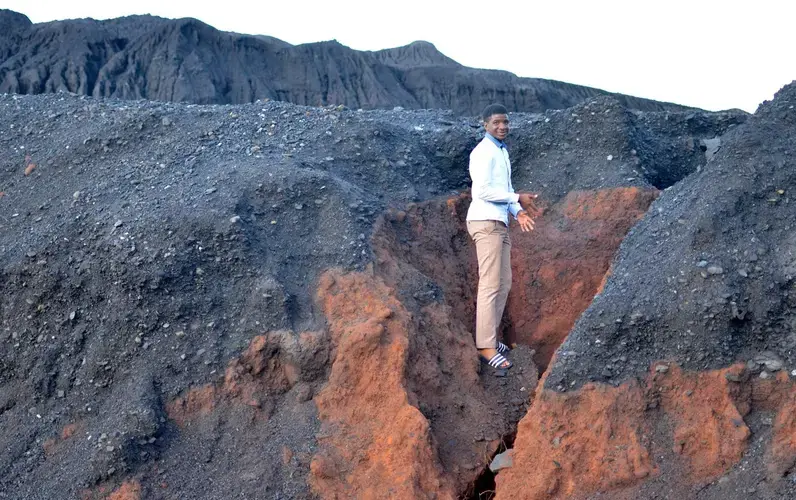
725, 371, 744, 383
700, 137, 721, 160
706, 265, 723, 275
294, 384, 313, 403
489, 449, 513, 473
753, 351, 784, 372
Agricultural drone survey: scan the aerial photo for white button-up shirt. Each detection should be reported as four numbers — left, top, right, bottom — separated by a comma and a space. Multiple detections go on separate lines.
466, 134, 522, 226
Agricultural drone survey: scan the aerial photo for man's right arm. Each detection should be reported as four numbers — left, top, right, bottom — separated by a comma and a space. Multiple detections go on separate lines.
469, 150, 520, 204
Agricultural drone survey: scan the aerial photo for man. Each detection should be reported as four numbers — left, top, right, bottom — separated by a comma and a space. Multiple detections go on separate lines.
467, 103, 537, 373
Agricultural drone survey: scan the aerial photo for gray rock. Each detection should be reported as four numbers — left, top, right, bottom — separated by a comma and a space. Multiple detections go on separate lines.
753, 351, 784, 372
489, 449, 513, 473
700, 137, 721, 161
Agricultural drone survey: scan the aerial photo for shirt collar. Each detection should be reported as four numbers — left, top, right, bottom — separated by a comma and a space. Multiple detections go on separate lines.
485, 132, 507, 150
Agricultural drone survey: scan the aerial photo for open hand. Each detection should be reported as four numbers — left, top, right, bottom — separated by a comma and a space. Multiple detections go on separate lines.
517, 211, 535, 232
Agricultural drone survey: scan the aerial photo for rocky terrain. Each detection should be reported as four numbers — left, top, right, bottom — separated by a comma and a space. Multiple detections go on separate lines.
0, 9, 692, 115
0, 74, 759, 500
4, 25, 796, 496
497, 85, 796, 499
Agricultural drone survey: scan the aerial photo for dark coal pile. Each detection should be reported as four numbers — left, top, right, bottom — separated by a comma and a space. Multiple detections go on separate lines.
0, 90, 746, 499
0, 9, 693, 115
0, 94, 476, 499
547, 81, 796, 391
505, 97, 746, 200
494, 82, 796, 500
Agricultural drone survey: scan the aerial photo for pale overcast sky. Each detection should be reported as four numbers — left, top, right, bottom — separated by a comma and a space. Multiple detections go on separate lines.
2, 0, 794, 113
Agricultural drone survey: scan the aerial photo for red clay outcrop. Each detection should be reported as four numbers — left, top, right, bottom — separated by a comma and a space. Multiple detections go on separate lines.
80, 480, 141, 500
309, 269, 537, 498
496, 364, 796, 499
42, 422, 81, 458
506, 187, 658, 368
166, 330, 323, 426
763, 374, 796, 479
309, 271, 457, 499
107, 481, 142, 500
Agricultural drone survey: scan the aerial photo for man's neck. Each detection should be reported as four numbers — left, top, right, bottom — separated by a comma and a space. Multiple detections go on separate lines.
485, 132, 506, 148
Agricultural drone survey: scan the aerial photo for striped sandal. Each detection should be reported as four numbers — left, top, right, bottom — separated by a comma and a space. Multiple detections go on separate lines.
497, 341, 512, 354
480, 352, 513, 375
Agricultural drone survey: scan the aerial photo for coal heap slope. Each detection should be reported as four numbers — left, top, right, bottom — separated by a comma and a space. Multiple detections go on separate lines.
0, 94, 480, 499
504, 98, 746, 199
0, 9, 692, 114
546, 80, 796, 392
0, 92, 743, 498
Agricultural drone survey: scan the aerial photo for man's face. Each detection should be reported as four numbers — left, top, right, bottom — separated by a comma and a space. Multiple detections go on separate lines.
484, 113, 509, 141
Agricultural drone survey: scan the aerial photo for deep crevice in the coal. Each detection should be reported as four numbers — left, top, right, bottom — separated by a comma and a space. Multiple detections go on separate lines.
371, 188, 661, 496
464, 431, 517, 500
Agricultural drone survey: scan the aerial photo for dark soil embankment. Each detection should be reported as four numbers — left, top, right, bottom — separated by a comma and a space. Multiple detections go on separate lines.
0, 91, 747, 499
498, 82, 796, 499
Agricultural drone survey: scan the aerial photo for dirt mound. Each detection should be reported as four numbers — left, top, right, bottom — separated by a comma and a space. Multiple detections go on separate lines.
0, 9, 694, 114
0, 90, 750, 498
496, 82, 796, 498
498, 364, 796, 499
546, 83, 796, 390
309, 270, 536, 498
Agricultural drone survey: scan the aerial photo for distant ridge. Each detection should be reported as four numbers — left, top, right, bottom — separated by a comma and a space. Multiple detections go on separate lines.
0, 9, 690, 113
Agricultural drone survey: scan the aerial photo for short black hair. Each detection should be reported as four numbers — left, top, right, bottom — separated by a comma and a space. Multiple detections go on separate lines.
482, 104, 508, 122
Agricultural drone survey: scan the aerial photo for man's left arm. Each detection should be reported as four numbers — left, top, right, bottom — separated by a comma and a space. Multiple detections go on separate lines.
507, 174, 523, 220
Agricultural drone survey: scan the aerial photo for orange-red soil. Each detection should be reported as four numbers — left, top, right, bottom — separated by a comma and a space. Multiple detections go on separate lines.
496, 364, 796, 499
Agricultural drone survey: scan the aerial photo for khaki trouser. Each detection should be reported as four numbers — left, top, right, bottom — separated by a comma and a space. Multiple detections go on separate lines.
467, 220, 512, 349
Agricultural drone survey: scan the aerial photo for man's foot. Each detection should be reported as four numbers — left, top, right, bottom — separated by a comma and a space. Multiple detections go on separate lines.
479, 348, 512, 369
